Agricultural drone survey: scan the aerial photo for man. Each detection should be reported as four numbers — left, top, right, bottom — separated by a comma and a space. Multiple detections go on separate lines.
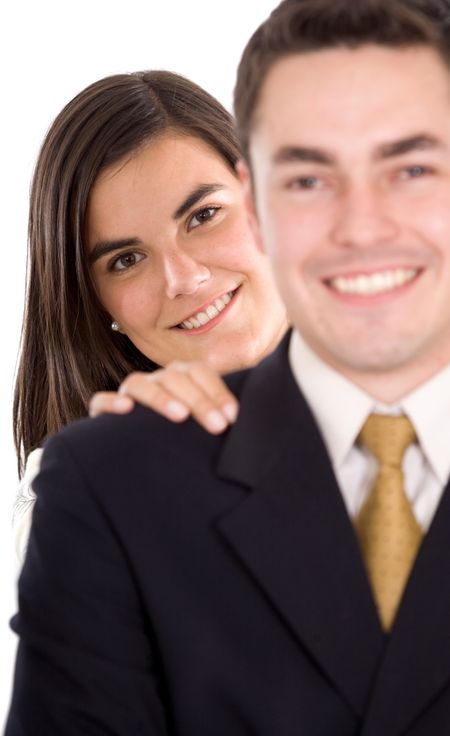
6, 1, 450, 733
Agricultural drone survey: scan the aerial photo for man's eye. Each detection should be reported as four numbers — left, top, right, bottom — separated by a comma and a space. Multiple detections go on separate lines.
110, 252, 144, 272
401, 165, 431, 179
188, 206, 220, 230
289, 176, 322, 190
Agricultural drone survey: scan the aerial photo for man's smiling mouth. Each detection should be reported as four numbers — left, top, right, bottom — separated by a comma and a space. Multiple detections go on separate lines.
327, 267, 420, 297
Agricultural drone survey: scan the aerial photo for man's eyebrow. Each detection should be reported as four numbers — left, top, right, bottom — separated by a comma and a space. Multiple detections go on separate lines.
272, 135, 444, 167
172, 183, 226, 220
273, 146, 335, 166
89, 237, 142, 264
375, 134, 443, 159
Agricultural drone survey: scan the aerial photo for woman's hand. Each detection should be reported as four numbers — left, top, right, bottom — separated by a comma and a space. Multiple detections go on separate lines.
89, 361, 239, 434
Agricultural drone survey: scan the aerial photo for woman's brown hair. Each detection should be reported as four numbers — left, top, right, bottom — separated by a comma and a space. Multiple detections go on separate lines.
14, 70, 241, 474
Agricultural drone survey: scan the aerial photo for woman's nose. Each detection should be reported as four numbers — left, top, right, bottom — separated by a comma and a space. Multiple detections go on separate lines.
163, 248, 211, 299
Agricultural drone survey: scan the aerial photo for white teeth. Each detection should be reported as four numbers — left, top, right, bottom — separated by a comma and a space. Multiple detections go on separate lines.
197, 312, 209, 325
206, 305, 219, 319
179, 290, 235, 329
330, 268, 417, 296
214, 298, 226, 312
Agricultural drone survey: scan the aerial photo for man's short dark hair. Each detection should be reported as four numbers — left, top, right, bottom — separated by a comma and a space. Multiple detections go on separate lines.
234, 0, 450, 162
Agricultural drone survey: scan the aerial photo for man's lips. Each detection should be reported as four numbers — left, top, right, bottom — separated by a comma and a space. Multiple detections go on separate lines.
325, 267, 421, 297
172, 287, 240, 330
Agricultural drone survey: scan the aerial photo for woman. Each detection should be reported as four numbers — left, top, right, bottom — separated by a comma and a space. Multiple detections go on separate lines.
14, 69, 288, 560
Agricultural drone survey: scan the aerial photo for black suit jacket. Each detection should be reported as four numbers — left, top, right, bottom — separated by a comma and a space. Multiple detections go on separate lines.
6, 337, 450, 735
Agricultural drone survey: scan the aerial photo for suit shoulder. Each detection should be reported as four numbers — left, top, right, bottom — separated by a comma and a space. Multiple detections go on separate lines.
45, 350, 284, 469
55, 365, 251, 447
48, 398, 226, 474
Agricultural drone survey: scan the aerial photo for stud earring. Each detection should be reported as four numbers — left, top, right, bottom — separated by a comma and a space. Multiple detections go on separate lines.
111, 320, 121, 332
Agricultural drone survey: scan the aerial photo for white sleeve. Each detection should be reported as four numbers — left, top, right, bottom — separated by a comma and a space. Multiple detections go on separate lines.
13, 448, 43, 568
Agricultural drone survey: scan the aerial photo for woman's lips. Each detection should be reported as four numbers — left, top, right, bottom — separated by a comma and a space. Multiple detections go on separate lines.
173, 287, 240, 334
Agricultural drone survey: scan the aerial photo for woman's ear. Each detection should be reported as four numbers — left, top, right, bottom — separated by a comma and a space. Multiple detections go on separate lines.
236, 159, 265, 253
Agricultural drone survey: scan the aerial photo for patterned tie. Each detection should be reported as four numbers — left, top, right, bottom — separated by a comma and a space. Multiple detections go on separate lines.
356, 414, 422, 632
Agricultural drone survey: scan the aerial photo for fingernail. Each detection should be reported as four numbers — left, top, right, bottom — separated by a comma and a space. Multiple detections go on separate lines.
223, 403, 238, 423
112, 396, 134, 412
167, 400, 189, 420
205, 410, 228, 433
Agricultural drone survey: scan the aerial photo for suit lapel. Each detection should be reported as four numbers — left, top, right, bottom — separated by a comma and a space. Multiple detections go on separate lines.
216, 338, 385, 717
361, 480, 450, 735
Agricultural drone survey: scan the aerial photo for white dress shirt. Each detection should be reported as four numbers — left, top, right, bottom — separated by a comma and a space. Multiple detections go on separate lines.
13, 447, 42, 568
288, 330, 450, 531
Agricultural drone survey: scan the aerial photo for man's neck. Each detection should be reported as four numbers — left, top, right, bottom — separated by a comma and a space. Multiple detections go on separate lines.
300, 336, 450, 405
319, 356, 448, 405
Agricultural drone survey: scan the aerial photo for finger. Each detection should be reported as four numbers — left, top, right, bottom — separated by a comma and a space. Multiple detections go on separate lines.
128, 364, 238, 433
118, 373, 191, 423
119, 365, 240, 433
169, 362, 239, 423
153, 371, 230, 433
89, 391, 134, 418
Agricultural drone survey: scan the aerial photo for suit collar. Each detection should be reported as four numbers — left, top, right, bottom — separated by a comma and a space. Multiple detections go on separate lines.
216, 333, 301, 488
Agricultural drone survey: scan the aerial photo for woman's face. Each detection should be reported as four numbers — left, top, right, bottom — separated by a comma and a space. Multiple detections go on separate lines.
86, 133, 288, 372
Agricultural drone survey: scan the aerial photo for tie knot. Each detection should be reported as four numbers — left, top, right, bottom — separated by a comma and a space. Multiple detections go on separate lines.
358, 414, 416, 467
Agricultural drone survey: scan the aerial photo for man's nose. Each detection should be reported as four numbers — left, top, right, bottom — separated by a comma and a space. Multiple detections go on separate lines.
330, 186, 400, 249
163, 247, 211, 299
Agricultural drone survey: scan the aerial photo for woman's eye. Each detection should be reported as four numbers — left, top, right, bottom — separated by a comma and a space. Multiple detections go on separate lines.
110, 252, 144, 272
188, 206, 220, 230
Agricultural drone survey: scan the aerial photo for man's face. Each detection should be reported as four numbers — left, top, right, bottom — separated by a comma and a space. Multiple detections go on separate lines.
245, 45, 450, 398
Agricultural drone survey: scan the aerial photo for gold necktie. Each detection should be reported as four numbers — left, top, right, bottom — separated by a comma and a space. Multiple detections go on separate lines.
356, 414, 422, 632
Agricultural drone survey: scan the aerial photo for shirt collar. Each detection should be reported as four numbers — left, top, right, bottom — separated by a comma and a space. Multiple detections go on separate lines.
288, 330, 373, 468
402, 367, 450, 486
288, 330, 450, 484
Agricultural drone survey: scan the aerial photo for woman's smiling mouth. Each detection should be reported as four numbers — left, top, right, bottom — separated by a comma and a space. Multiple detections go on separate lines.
175, 287, 240, 332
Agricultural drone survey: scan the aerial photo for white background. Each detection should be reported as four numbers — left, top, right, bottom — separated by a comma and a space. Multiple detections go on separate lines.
1, 0, 277, 726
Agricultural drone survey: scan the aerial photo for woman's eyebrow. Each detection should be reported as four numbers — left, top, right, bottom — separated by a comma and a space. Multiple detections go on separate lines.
172, 183, 225, 220
89, 237, 141, 264
89, 183, 228, 262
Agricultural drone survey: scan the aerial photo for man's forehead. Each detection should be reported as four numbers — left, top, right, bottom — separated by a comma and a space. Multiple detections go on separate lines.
249, 44, 450, 159
257, 43, 450, 98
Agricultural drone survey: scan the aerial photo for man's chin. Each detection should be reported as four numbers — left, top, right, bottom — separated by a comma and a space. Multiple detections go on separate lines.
316, 341, 423, 378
